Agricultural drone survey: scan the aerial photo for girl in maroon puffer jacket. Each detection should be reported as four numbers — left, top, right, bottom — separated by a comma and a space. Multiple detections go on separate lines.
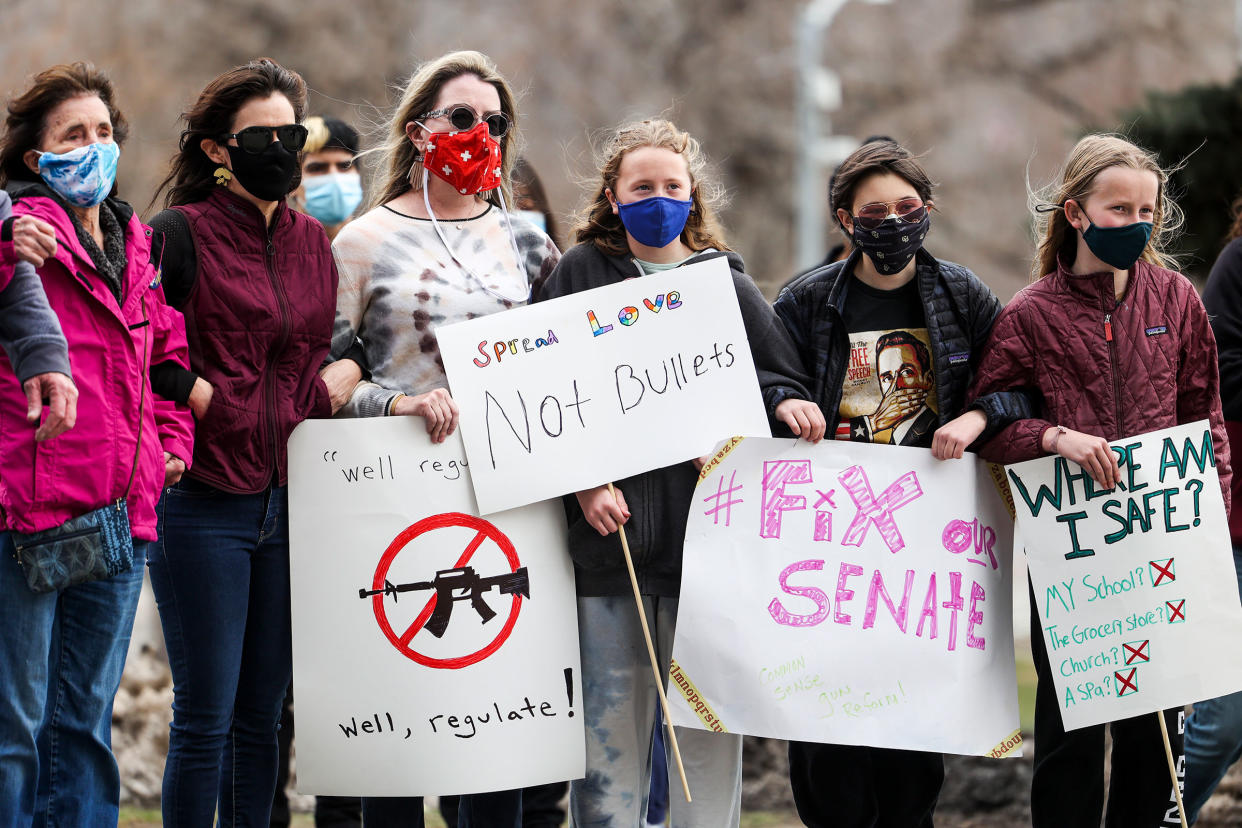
969, 134, 1230, 828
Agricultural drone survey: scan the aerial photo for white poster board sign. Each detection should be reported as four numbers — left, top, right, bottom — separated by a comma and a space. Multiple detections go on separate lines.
1009, 420, 1242, 731
668, 436, 1022, 757
288, 417, 583, 795
436, 256, 770, 514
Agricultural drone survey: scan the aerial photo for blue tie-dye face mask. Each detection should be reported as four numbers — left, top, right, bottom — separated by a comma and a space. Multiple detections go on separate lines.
36, 141, 120, 207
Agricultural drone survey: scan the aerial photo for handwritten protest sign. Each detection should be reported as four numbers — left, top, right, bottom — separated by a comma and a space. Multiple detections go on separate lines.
436, 256, 770, 514
667, 436, 1021, 757
287, 418, 583, 795
1009, 420, 1242, 731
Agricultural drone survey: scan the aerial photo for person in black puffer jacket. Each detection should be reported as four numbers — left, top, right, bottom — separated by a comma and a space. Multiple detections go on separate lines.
773, 139, 1030, 828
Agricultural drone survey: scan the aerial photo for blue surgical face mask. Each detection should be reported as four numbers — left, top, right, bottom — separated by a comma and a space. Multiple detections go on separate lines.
1078, 209, 1153, 271
515, 209, 547, 234
616, 195, 692, 249
36, 141, 120, 207
302, 172, 363, 225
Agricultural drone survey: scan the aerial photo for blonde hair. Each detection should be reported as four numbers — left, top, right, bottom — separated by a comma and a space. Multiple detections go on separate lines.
366, 51, 518, 211
1030, 133, 1182, 280
573, 119, 730, 257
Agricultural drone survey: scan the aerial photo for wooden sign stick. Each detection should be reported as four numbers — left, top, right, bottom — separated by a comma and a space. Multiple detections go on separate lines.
1157, 711, 1188, 828
608, 482, 693, 803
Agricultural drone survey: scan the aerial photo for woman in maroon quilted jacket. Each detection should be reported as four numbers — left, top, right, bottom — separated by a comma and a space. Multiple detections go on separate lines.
969, 134, 1231, 828
143, 59, 363, 827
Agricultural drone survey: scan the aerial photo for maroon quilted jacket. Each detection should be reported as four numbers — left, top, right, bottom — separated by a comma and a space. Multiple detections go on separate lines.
153, 189, 335, 493
970, 257, 1231, 513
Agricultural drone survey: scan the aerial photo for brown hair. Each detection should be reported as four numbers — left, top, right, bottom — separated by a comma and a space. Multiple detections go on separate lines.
830, 140, 935, 229
152, 58, 307, 209
1226, 193, 1242, 243
0, 62, 129, 187
366, 51, 518, 212
573, 119, 729, 257
512, 156, 560, 249
1030, 133, 1180, 280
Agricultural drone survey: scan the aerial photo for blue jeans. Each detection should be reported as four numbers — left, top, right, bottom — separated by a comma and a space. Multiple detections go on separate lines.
1184, 546, 1242, 823
148, 478, 292, 827
0, 532, 146, 828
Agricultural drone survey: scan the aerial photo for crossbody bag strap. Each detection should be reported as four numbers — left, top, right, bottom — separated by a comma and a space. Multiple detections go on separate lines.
121, 290, 149, 503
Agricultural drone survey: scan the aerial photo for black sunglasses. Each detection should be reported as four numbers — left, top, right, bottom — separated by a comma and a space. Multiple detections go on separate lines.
420, 105, 510, 139
221, 124, 309, 154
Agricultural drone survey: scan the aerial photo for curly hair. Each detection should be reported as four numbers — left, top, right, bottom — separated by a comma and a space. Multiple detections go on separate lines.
572, 119, 730, 256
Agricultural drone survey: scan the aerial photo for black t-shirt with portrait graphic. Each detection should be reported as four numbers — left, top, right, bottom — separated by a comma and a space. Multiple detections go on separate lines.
836, 275, 939, 447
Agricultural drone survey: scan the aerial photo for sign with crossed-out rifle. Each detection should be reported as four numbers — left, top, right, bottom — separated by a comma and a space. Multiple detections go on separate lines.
288, 417, 582, 796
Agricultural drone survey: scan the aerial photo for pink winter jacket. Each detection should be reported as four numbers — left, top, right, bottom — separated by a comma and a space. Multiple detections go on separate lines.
0, 187, 194, 541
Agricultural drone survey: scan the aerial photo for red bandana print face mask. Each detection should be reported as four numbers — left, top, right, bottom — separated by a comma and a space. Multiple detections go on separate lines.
422, 121, 503, 195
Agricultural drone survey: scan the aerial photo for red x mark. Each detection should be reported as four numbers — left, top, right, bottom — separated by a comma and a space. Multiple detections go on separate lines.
1114, 668, 1138, 696
1123, 640, 1150, 665
1150, 558, 1176, 587
1167, 599, 1186, 623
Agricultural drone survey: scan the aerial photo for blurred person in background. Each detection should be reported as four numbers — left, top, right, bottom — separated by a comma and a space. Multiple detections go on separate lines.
1185, 194, 1242, 823
538, 117, 819, 828
330, 50, 559, 827
291, 115, 364, 241
0, 61, 194, 826
145, 57, 362, 827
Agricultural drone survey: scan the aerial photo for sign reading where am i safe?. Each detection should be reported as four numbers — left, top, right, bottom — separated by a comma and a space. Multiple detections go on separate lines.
287, 417, 583, 796
1009, 420, 1242, 731
435, 256, 771, 514
668, 436, 1021, 757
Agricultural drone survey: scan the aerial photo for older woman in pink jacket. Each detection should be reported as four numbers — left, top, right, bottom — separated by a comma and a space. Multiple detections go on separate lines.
0, 62, 193, 826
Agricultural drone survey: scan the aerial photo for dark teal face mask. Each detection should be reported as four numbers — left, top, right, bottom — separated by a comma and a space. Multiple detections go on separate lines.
1080, 215, 1153, 271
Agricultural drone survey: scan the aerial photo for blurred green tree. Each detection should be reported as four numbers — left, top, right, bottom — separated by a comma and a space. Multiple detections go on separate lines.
1124, 71, 1242, 281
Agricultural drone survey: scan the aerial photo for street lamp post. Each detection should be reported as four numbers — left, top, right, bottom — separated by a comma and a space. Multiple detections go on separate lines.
794, 0, 891, 271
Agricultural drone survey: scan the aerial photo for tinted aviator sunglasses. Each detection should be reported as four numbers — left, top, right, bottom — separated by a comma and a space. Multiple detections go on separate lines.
420, 104, 510, 138
852, 197, 927, 230
221, 124, 309, 154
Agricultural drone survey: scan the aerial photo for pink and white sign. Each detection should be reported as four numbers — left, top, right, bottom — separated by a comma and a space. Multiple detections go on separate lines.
668, 436, 1021, 757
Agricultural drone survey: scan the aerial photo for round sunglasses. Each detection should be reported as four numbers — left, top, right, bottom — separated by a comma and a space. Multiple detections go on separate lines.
419, 104, 510, 139
220, 124, 309, 155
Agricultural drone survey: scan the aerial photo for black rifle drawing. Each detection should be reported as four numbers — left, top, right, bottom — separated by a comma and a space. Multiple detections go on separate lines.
358, 565, 530, 638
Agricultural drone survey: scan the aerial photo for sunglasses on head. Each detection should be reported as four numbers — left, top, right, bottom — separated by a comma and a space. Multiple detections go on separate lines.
221, 124, 309, 154
853, 198, 927, 230
420, 104, 510, 139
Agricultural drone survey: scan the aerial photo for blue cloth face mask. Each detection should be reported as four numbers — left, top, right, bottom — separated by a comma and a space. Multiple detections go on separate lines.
36, 141, 120, 208
1079, 213, 1154, 271
616, 196, 692, 249
302, 172, 363, 225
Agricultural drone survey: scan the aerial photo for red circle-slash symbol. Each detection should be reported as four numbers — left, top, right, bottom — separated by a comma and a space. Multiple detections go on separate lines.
369, 512, 523, 669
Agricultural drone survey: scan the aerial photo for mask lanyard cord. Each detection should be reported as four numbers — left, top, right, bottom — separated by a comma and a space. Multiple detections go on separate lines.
421, 167, 530, 304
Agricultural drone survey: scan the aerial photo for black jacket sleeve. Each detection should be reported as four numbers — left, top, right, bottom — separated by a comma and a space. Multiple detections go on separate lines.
148, 208, 199, 403
963, 273, 1036, 445
1204, 237, 1242, 420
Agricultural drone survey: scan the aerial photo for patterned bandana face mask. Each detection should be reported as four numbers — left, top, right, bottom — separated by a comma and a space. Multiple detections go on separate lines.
36, 141, 120, 207
851, 212, 930, 275
420, 120, 503, 196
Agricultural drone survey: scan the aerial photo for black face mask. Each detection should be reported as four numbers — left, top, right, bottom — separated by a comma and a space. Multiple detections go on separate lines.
225, 142, 298, 202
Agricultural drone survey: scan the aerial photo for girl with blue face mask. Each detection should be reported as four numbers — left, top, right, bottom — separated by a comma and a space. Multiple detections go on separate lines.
536, 119, 819, 828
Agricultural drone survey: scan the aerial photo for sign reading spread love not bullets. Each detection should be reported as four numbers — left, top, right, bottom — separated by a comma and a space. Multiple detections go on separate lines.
436, 256, 771, 514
